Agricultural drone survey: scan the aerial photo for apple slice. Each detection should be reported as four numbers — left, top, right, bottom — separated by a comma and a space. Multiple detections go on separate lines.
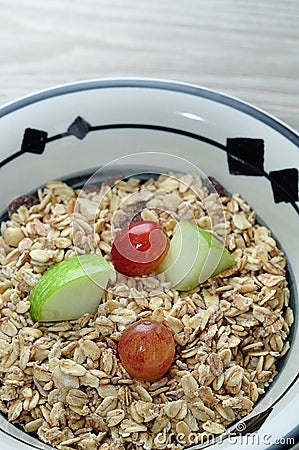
199, 226, 236, 277
157, 220, 235, 291
29, 254, 112, 322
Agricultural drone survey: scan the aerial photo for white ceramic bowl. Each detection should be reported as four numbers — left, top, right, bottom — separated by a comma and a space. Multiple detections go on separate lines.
0, 79, 298, 450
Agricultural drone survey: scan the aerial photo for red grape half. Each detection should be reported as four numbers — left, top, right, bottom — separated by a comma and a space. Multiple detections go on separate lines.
118, 319, 175, 381
111, 221, 170, 276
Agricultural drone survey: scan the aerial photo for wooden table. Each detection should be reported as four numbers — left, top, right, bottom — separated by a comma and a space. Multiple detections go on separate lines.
0, 0, 298, 133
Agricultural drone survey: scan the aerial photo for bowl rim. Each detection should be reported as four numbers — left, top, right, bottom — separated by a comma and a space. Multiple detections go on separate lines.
0, 77, 298, 147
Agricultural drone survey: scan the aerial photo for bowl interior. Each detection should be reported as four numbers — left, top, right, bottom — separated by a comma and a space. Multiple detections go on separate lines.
0, 80, 298, 448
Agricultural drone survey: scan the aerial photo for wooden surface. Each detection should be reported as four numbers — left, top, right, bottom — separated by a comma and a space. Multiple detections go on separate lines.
0, 0, 299, 132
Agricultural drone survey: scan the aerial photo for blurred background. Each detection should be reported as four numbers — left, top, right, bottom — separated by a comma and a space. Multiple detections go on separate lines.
0, 0, 298, 131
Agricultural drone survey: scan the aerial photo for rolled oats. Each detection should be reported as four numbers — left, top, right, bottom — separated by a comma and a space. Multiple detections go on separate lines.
0, 173, 293, 449
189, 402, 215, 421
181, 373, 199, 399
52, 366, 80, 390
24, 418, 43, 433
96, 396, 118, 415
164, 399, 187, 419
214, 403, 235, 422
176, 420, 192, 439
107, 409, 125, 427
29, 249, 52, 264
60, 360, 87, 377
1, 319, 18, 337
120, 418, 147, 433
8, 399, 23, 421
98, 385, 119, 398
202, 420, 226, 435
66, 390, 89, 408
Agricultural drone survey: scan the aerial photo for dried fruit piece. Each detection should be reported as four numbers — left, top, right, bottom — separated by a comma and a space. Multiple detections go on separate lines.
83, 183, 100, 193
206, 176, 227, 196
118, 201, 147, 229
104, 175, 123, 187
8, 195, 39, 217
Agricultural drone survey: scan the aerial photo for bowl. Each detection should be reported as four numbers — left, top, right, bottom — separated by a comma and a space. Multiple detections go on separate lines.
0, 79, 298, 450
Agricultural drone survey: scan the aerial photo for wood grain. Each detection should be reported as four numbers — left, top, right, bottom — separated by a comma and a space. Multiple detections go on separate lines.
0, 0, 298, 132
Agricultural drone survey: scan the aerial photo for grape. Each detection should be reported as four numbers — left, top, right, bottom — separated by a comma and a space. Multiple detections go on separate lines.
111, 221, 170, 276
118, 319, 175, 381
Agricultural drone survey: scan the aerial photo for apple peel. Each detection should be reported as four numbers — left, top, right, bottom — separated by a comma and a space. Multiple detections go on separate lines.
157, 220, 236, 291
29, 254, 112, 322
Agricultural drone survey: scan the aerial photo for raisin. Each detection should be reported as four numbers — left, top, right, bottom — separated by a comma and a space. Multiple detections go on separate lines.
8, 195, 40, 218
83, 183, 100, 193
205, 176, 227, 197
118, 201, 147, 229
104, 175, 124, 187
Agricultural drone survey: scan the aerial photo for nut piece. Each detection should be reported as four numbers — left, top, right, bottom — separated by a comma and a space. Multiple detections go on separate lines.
232, 212, 252, 230
24, 418, 43, 433
3, 227, 25, 247
29, 249, 51, 264
159, 177, 179, 191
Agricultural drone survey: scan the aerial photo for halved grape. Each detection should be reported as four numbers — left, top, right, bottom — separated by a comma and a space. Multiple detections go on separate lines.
118, 319, 175, 381
111, 221, 169, 276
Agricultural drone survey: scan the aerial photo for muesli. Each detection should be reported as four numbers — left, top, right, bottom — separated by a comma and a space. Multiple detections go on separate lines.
0, 173, 293, 449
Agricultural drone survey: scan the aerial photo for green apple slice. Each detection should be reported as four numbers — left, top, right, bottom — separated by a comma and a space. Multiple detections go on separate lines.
30, 254, 112, 322
157, 220, 235, 291
197, 226, 236, 279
